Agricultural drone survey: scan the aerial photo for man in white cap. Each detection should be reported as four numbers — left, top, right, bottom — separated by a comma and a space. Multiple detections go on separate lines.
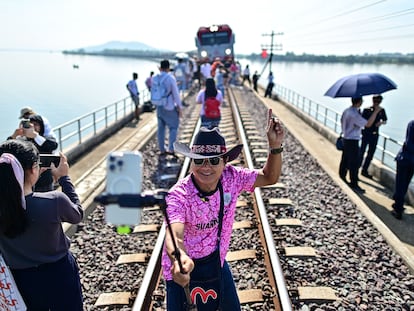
19, 107, 55, 138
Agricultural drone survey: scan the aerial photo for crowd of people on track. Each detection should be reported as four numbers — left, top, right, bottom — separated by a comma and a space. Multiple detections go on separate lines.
1, 53, 412, 310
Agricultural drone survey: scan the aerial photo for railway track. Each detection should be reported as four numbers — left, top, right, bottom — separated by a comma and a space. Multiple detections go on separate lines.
130, 87, 293, 310
68, 84, 413, 310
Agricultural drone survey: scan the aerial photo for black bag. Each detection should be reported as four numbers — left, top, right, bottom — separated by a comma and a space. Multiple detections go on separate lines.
187, 179, 225, 310
336, 134, 344, 151
142, 100, 155, 112
189, 249, 221, 310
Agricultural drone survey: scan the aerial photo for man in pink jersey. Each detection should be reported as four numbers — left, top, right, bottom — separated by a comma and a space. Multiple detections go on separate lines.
162, 108, 285, 310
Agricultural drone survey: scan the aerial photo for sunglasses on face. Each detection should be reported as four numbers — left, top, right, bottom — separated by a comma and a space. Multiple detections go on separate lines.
193, 157, 221, 166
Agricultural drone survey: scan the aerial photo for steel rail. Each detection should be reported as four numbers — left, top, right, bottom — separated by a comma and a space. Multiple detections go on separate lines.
134, 88, 293, 310
228, 88, 293, 311
132, 118, 202, 310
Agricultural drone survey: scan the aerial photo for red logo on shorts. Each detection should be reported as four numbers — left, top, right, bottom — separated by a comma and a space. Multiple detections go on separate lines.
191, 287, 218, 303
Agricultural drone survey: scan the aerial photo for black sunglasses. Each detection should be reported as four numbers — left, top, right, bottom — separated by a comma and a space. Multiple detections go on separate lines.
193, 157, 221, 166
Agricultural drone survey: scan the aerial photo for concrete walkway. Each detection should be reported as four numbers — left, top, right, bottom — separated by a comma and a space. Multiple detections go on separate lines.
67, 87, 413, 272
258, 92, 414, 272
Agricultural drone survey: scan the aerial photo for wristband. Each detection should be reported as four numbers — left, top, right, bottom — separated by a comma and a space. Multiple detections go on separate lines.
270, 146, 283, 154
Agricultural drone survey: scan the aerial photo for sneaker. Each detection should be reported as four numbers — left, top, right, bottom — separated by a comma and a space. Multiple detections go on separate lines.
351, 185, 366, 193
361, 171, 373, 179
391, 210, 402, 220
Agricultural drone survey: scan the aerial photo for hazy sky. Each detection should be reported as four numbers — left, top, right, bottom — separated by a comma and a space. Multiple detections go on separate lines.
1, 0, 413, 55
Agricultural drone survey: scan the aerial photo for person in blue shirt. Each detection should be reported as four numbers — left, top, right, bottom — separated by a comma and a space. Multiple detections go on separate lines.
155, 60, 183, 156
264, 71, 274, 98
339, 97, 382, 193
391, 120, 414, 219
126, 72, 140, 120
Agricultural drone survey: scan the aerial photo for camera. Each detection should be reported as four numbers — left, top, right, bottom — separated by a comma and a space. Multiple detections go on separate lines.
39, 154, 61, 167
21, 119, 31, 129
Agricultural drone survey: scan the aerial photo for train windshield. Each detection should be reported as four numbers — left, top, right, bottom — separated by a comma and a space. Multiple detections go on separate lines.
200, 32, 230, 45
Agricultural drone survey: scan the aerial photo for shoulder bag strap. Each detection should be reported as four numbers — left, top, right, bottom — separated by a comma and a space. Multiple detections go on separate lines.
217, 180, 224, 247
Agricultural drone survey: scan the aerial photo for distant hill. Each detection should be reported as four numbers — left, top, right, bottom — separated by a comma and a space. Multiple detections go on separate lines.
78, 41, 165, 52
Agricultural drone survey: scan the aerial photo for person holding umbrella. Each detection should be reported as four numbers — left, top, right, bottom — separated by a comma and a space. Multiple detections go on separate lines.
339, 97, 383, 193
360, 94, 388, 179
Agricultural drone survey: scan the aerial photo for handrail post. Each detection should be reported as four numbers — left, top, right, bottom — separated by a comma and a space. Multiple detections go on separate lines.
105, 107, 108, 128
58, 128, 63, 152
77, 120, 82, 144
93, 113, 97, 135
382, 138, 387, 164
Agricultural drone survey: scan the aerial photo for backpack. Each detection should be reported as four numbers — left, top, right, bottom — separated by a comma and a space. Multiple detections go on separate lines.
151, 74, 170, 106
204, 96, 221, 119
142, 100, 155, 112
175, 67, 184, 78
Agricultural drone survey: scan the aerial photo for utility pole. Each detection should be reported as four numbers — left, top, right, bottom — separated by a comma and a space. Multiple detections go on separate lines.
260, 31, 283, 78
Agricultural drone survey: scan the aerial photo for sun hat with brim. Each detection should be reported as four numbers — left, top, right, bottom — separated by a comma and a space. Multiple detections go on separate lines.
174, 127, 243, 162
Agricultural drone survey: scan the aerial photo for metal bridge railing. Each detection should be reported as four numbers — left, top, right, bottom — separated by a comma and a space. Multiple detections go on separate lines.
53, 89, 151, 153
52, 83, 403, 175
54, 97, 133, 153
274, 84, 403, 174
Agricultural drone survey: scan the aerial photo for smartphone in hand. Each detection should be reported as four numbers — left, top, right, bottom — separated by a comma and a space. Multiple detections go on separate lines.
39, 154, 60, 167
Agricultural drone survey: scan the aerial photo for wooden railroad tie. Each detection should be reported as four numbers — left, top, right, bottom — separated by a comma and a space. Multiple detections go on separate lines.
94, 292, 131, 307
133, 223, 160, 233
116, 253, 148, 264
268, 198, 293, 206
284, 246, 318, 258
249, 141, 267, 147
295, 286, 339, 302
261, 182, 285, 189
275, 218, 302, 226
238, 289, 264, 304
233, 220, 253, 230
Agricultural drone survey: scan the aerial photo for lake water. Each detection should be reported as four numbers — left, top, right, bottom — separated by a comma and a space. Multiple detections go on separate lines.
238, 58, 413, 142
0, 51, 158, 140
1, 51, 412, 142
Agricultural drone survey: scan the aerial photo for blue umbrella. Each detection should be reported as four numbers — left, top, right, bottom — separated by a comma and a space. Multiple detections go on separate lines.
324, 72, 397, 98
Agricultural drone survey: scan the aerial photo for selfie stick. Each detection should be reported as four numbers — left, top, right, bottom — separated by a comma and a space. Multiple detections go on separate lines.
160, 201, 197, 311
94, 191, 197, 311
94, 191, 168, 208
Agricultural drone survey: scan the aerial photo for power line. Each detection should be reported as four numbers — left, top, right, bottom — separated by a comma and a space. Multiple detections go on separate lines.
285, 8, 414, 42
307, 0, 387, 26
286, 33, 414, 49
286, 0, 388, 34
284, 23, 414, 44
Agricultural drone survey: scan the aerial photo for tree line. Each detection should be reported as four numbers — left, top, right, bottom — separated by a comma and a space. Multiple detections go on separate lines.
63, 48, 414, 65
240, 52, 414, 65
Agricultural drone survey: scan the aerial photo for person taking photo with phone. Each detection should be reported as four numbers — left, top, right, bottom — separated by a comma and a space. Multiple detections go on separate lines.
8, 114, 58, 192
0, 139, 84, 310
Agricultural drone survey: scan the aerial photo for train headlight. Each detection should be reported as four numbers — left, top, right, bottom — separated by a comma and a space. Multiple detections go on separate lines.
201, 50, 208, 58
225, 49, 232, 55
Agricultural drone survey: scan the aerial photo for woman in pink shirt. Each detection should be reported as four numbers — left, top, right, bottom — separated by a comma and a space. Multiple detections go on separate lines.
162, 109, 285, 310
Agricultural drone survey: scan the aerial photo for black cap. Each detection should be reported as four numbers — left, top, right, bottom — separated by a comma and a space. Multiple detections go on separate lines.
373, 94, 383, 101
160, 59, 170, 69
